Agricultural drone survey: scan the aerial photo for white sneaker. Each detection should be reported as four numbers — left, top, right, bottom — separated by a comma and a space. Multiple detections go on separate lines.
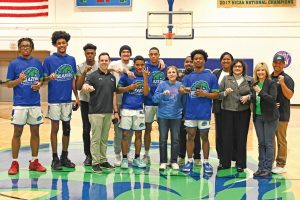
159, 163, 167, 170
114, 154, 121, 167
171, 163, 179, 170
177, 157, 185, 166
143, 155, 151, 165
128, 156, 133, 164
194, 159, 202, 166
272, 166, 287, 174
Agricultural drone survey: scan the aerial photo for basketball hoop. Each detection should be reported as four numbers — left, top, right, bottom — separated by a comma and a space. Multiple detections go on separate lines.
163, 32, 175, 46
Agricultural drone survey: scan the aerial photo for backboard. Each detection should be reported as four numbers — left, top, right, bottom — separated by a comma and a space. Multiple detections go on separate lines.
146, 11, 194, 39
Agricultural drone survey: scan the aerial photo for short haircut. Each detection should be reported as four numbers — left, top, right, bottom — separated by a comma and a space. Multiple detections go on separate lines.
98, 52, 110, 60
83, 43, 97, 51
149, 47, 160, 53
51, 31, 71, 46
253, 62, 270, 82
166, 65, 179, 76
230, 59, 247, 76
219, 52, 233, 62
119, 45, 132, 56
133, 55, 145, 64
190, 49, 208, 62
185, 56, 191, 60
18, 37, 34, 49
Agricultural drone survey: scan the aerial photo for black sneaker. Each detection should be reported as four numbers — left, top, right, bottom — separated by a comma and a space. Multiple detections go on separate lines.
260, 171, 272, 178
51, 158, 62, 170
217, 163, 224, 171
253, 170, 263, 177
92, 164, 102, 173
60, 157, 76, 168
100, 162, 114, 169
83, 155, 92, 166
237, 167, 244, 173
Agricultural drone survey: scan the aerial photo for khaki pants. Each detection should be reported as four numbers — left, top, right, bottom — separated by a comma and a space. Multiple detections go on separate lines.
89, 113, 112, 165
274, 121, 288, 167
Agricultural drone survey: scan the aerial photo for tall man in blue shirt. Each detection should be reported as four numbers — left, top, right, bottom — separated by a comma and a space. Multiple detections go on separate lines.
143, 47, 166, 165
179, 49, 219, 173
44, 31, 80, 170
7, 38, 46, 175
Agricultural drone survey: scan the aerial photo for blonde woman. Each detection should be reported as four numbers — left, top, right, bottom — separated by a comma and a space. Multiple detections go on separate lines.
251, 62, 279, 178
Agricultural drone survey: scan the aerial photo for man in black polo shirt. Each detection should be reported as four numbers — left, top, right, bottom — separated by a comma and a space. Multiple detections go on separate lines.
82, 52, 119, 173
271, 54, 294, 174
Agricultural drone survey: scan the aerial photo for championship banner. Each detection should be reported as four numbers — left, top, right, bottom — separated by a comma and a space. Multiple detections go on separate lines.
217, 0, 296, 8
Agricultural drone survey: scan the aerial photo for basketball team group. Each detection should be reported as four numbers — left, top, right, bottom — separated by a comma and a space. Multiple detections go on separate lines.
6, 30, 294, 178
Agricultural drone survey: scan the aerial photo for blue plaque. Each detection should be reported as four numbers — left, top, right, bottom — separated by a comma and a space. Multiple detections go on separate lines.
76, 0, 132, 7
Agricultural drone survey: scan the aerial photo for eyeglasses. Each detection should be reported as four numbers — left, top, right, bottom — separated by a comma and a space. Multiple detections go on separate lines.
19, 45, 32, 49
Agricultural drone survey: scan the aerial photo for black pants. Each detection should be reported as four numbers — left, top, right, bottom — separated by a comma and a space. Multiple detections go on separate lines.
80, 101, 91, 156
221, 109, 250, 169
214, 112, 222, 161
178, 120, 201, 159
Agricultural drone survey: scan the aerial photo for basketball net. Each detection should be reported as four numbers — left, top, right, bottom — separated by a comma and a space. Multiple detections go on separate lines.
163, 32, 175, 46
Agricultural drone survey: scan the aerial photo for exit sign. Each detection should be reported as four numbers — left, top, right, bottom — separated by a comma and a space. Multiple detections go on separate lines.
76, 0, 132, 7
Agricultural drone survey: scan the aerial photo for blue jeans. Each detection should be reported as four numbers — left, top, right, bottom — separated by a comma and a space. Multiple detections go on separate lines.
158, 118, 181, 163
254, 115, 278, 172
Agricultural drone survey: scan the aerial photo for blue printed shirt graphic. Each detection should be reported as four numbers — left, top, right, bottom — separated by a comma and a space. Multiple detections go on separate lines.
182, 69, 219, 120
118, 72, 145, 110
6, 56, 43, 106
144, 62, 166, 106
152, 81, 183, 119
43, 53, 76, 103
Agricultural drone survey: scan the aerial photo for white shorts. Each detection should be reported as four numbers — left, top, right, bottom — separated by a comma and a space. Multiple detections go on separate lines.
144, 106, 157, 123
11, 106, 43, 126
119, 109, 145, 131
46, 103, 72, 121
184, 120, 210, 131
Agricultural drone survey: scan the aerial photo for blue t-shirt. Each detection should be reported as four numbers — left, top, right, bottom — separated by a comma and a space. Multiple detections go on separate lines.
43, 53, 77, 103
144, 62, 166, 106
152, 81, 183, 119
182, 69, 219, 120
6, 56, 43, 106
118, 72, 145, 110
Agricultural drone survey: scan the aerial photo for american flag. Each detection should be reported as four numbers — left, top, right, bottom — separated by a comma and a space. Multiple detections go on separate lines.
0, 0, 48, 17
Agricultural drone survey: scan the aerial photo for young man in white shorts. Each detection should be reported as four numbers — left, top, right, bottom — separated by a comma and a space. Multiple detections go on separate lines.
117, 55, 149, 169
7, 37, 46, 175
44, 31, 79, 170
179, 49, 219, 174
108, 45, 135, 166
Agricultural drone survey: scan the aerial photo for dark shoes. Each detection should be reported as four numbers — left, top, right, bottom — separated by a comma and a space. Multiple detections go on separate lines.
253, 170, 263, 177
217, 163, 224, 171
260, 171, 272, 177
83, 155, 92, 166
100, 162, 114, 169
253, 170, 272, 178
237, 167, 244, 172
51, 158, 62, 170
60, 156, 76, 168
92, 164, 102, 173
